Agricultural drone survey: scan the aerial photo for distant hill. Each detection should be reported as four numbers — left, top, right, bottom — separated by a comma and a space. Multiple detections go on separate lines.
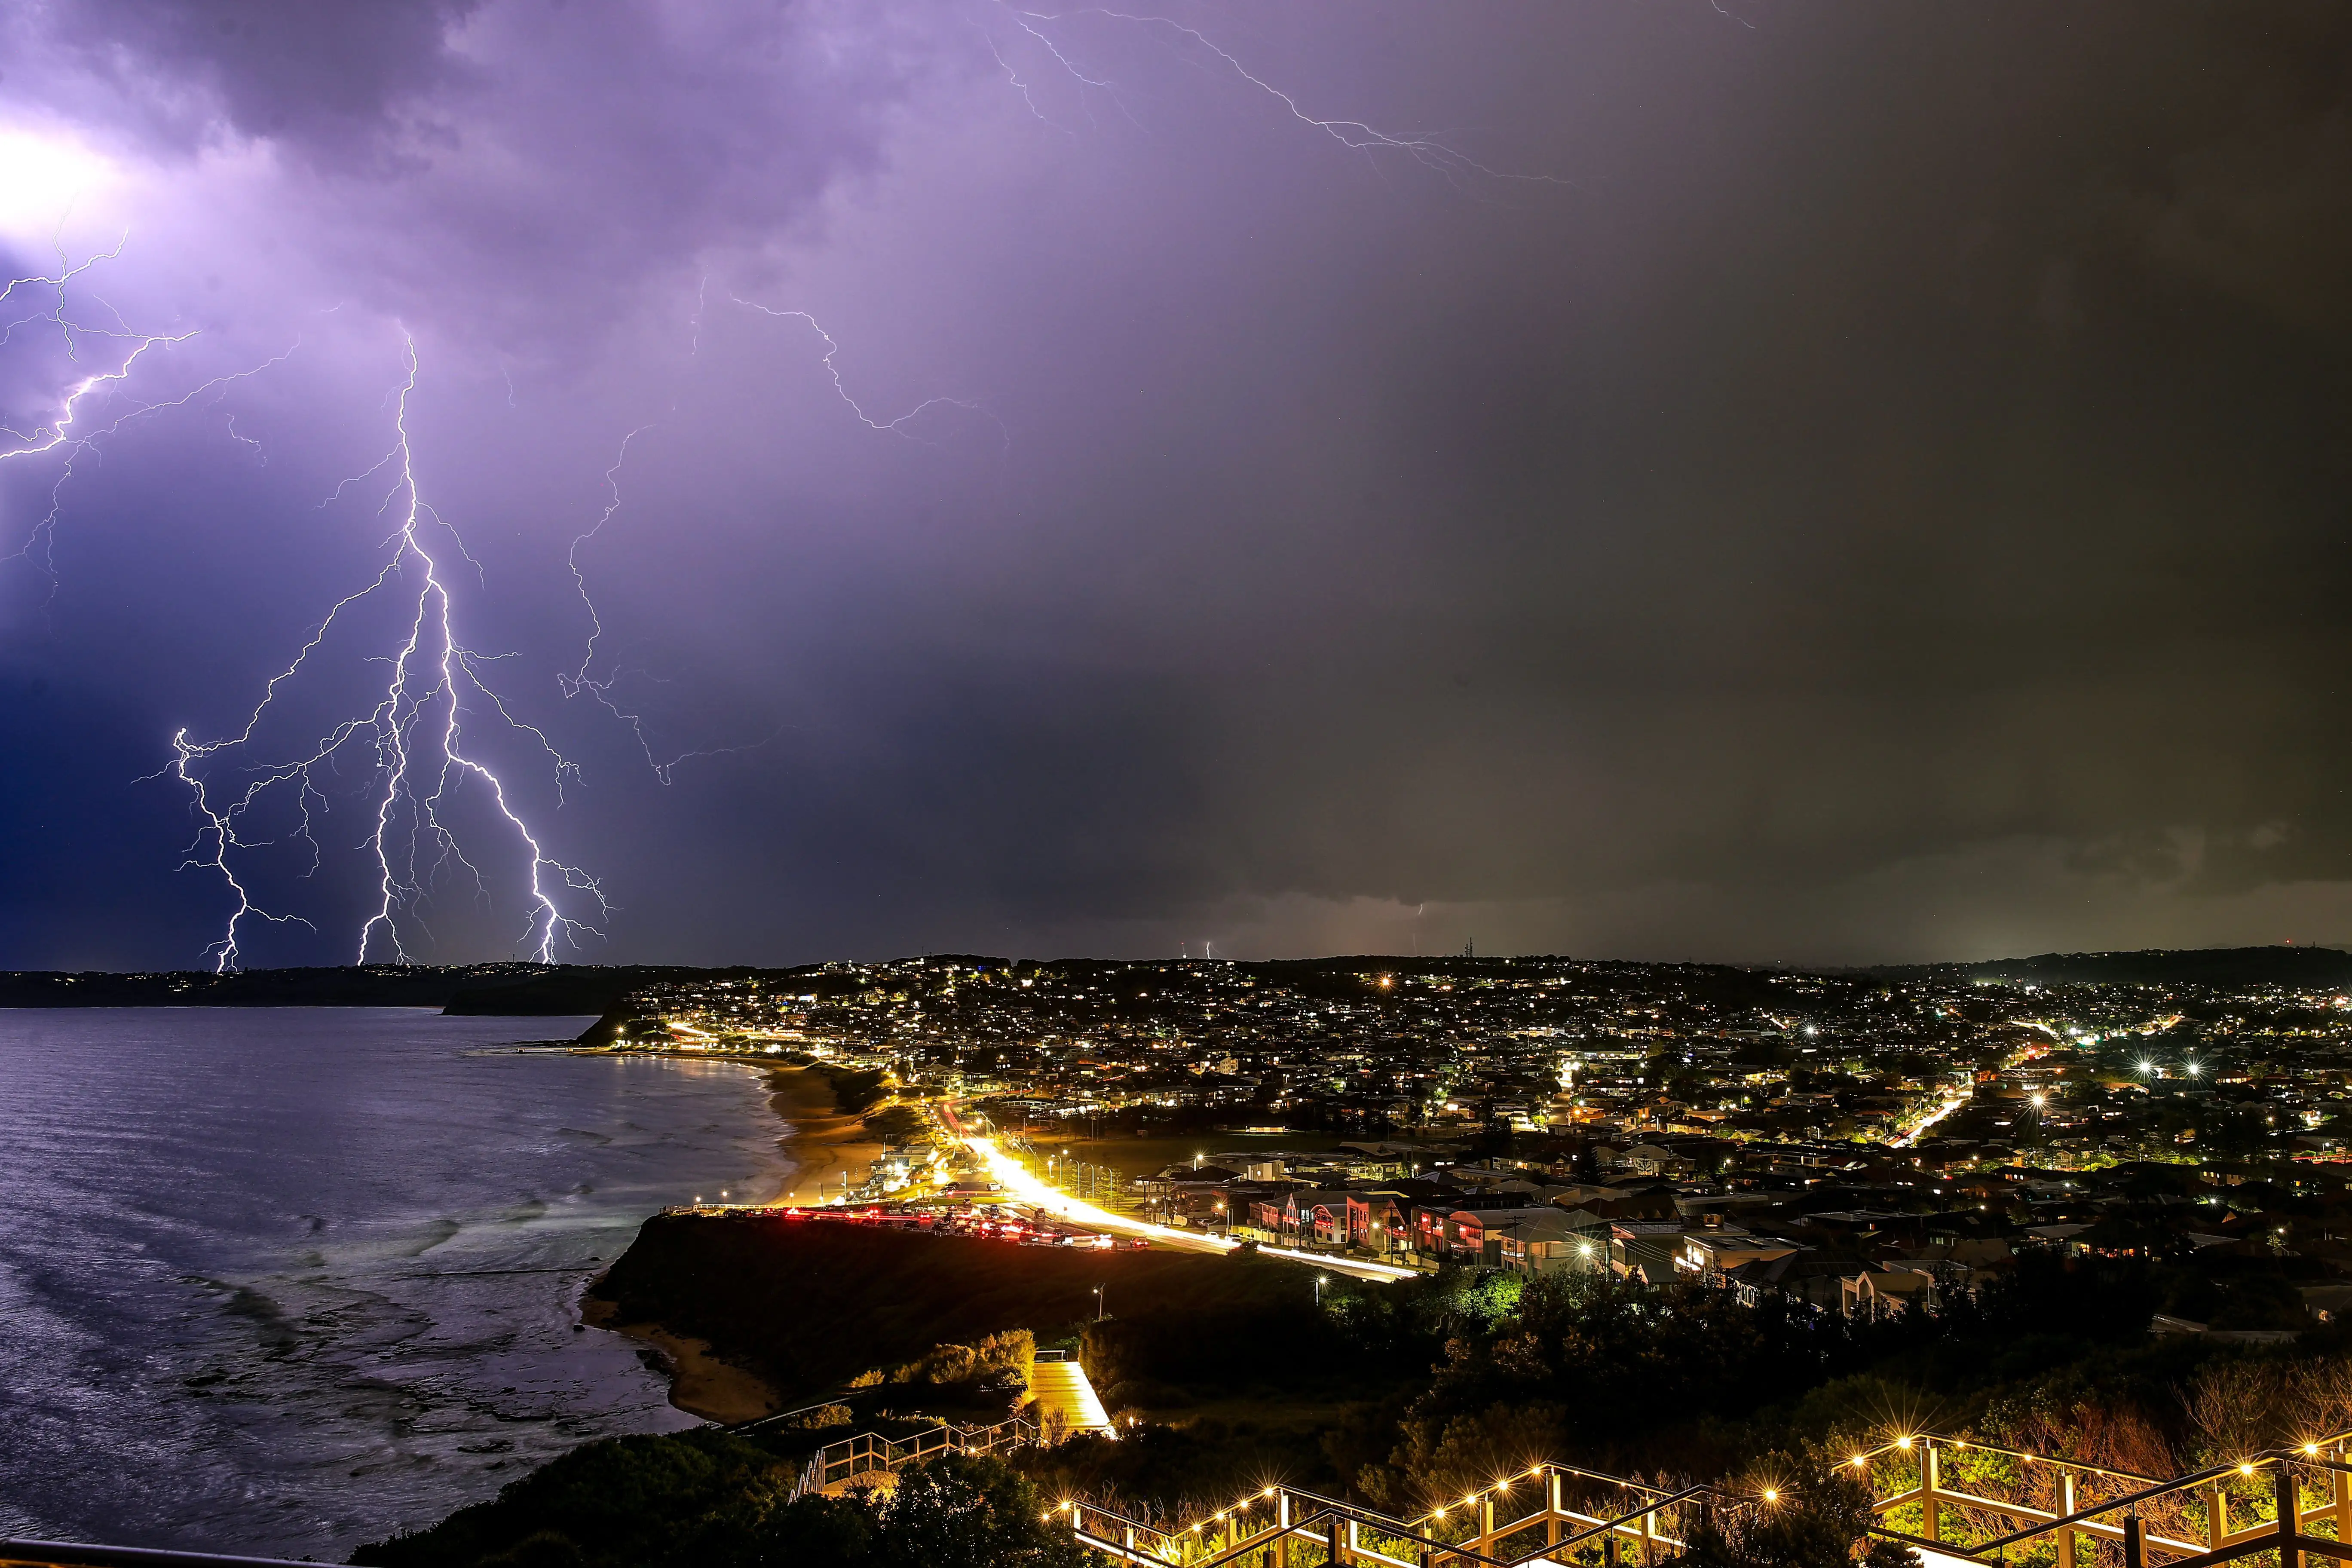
0, 964, 723, 1015
1878, 946, 2352, 989
10, 945, 2347, 1016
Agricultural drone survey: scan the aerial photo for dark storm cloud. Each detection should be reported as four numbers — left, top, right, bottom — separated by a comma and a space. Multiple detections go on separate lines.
8, 0, 928, 336
41, 0, 481, 159
3, 2, 2350, 968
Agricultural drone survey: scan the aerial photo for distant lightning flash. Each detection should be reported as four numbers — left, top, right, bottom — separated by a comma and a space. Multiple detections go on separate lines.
168, 333, 608, 971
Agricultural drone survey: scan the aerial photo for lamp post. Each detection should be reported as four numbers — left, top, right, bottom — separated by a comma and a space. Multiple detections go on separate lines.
1093, 1284, 1106, 1322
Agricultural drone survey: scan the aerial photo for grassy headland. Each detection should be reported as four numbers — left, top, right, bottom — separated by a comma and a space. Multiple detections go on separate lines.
585, 1216, 1329, 1410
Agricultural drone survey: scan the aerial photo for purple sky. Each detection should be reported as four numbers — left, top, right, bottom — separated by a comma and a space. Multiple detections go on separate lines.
3, 2, 2349, 970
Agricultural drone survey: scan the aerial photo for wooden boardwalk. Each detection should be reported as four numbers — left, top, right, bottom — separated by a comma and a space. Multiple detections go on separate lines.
1029, 1358, 1113, 1436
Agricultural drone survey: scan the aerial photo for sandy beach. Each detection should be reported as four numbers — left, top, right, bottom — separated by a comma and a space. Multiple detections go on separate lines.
763, 1066, 894, 1209
577, 1297, 779, 1425
580, 1062, 897, 1422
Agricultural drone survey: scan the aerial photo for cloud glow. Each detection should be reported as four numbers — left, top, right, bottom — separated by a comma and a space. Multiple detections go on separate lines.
0, 128, 114, 238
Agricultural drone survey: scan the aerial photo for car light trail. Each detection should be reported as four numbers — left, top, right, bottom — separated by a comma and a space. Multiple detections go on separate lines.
1892, 1092, 1970, 1147
956, 1128, 1415, 1283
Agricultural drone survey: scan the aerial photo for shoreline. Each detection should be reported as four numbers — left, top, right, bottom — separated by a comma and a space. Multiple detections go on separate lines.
581, 1060, 893, 1422
578, 1295, 780, 1426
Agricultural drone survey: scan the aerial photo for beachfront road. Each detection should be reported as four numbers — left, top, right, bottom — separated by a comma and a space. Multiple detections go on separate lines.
940, 1106, 1416, 1284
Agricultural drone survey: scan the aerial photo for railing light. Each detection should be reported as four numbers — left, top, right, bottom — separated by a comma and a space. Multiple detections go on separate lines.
2241, 1463, 2256, 1476
1851, 1457, 1868, 1469
1898, 1436, 1914, 1450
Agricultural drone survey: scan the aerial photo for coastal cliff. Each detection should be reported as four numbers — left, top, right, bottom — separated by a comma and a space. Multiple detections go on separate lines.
584, 1216, 1319, 1410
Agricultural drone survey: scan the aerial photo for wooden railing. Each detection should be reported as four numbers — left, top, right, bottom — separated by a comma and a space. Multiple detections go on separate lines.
1063, 1431, 2352, 1568
790, 1413, 1039, 1498
1062, 1463, 1727, 1567
0, 1544, 317, 1568
1853, 1430, 2352, 1568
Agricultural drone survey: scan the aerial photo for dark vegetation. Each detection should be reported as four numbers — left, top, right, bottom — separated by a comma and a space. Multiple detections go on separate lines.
355, 1439, 1082, 1568
407, 1216, 2352, 1568
820, 1067, 891, 1116
1869, 946, 2352, 989
586, 1218, 1320, 1406
862, 1105, 929, 1141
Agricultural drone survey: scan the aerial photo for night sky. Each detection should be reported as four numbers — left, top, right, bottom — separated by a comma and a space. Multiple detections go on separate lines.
2, 3, 2348, 969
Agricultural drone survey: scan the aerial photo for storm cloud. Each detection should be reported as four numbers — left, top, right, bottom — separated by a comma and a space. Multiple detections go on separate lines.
2, 1, 2349, 968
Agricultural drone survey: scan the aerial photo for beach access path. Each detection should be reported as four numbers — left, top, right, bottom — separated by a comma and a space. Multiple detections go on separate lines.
1029, 1356, 1113, 1436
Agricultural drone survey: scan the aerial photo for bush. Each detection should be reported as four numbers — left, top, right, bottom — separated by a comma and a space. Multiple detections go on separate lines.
357, 1440, 1081, 1568
864, 1106, 930, 1143
769, 1403, 854, 1431
897, 1329, 1036, 1390
1669, 1455, 1917, 1568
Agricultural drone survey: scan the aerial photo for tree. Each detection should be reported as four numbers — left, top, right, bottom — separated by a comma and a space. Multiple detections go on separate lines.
864, 1452, 1088, 1568
1671, 1459, 1917, 1568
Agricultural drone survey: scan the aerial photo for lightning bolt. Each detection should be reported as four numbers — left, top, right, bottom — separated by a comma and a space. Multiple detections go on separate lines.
727, 295, 1008, 447
0, 237, 293, 592
166, 332, 608, 971
556, 422, 686, 781
992, 5, 1567, 190
556, 291, 1001, 787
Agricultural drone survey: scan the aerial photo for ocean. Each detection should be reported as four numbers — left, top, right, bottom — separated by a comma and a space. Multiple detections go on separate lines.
0, 1008, 793, 1559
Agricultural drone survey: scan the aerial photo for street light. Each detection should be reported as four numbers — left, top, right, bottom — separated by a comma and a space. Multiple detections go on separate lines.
1093, 1283, 1106, 1322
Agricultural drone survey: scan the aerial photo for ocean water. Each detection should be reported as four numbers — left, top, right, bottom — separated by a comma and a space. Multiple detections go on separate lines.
0, 1009, 793, 1560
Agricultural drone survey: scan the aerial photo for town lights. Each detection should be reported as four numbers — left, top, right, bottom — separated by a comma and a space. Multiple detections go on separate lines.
1762, 1489, 1779, 1504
